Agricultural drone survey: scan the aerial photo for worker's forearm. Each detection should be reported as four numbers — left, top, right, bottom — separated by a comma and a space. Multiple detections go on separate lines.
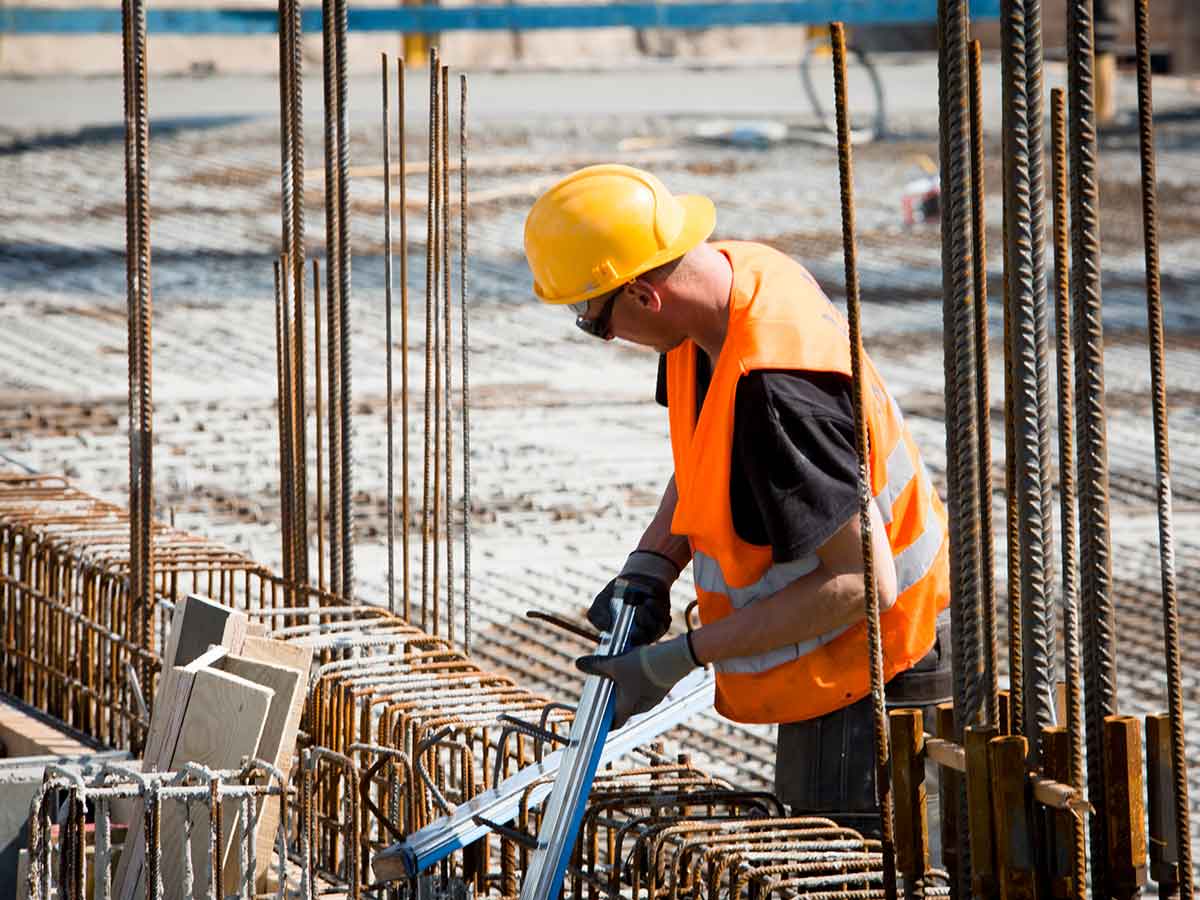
634, 476, 691, 572
688, 567, 871, 664
688, 503, 896, 665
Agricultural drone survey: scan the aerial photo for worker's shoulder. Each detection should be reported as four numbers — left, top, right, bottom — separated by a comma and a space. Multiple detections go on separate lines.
735, 369, 853, 422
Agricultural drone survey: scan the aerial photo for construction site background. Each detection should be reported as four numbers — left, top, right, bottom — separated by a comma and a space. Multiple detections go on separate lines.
2, 0, 1199, 76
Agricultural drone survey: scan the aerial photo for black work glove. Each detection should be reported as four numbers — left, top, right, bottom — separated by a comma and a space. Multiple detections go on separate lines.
576, 634, 699, 730
587, 550, 679, 648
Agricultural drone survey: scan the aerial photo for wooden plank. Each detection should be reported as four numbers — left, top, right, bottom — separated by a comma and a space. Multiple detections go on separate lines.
113, 646, 238, 900
0, 695, 97, 758
156, 668, 273, 900
214, 646, 309, 890
162, 594, 247, 670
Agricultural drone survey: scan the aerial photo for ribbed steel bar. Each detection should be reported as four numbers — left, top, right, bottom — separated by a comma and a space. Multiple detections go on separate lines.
383, 53, 397, 615
441, 64, 454, 648
122, 0, 154, 705
399, 58, 412, 623
1066, 0, 1116, 889
1050, 86, 1087, 900
320, 0, 343, 597
278, 0, 308, 597
280, 256, 300, 605
274, 260, 293, 601
313, 260, 327, 593
830, 23, 897, 900
967, 39, 998, 726
459, 73, 471, 654
1002, 0, 1055, 758
421, 46, 437, 632
119, 0, 139, 694
431, 62, 443, 638
937, 0, 980, 889
334, 0, 354, 602
1134, 0, 1193, 892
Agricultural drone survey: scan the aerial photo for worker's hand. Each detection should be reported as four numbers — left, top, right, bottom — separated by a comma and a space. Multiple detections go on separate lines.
576, 634, 698, 730
588, 550, 679, 647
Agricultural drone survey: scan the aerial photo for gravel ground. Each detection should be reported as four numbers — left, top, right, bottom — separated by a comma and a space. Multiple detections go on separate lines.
3, 55, 1200, 860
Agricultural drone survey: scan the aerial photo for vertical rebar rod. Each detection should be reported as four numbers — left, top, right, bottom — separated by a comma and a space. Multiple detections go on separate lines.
280, 0, 308, 595
459, 73, 471, 654
283, 255, 305, 606
421, 46, 438, 631
968, 38, 999, 726
1067, 0, 1117, 889
939, 0, 979, 886
441, 64, 454, 648
334, 0, 354, 602
120, 0, 140, 693
275, 260, 295, 603
830, 23, 897, 900
123, 0, 154, 700
1134, 0, 1193, 892
431, 62, 443, 638
313, 259, 326, 593
1050, 86, 1088, 900
1001, 0, 1056, 758
399, 58, 412, 623
997, 0, 1025, 745
383, 53, 397, 615
320, 0, 343, 597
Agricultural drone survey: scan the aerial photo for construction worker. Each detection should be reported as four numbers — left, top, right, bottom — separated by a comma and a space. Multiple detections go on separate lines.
523, 164, 952, 839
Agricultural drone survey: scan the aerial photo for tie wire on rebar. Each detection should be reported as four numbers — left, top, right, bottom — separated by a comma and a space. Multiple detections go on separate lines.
1134, 0, 1193, 892
829, 22, 898, 900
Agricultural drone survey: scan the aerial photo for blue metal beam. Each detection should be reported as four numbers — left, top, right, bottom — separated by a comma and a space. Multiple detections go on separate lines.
3, 1, 999, 36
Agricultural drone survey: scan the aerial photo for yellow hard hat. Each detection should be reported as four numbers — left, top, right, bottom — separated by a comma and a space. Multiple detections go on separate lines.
523, 164, 716, 306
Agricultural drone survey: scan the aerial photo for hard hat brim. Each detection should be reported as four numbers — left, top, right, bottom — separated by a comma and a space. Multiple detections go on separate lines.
534, 194, 717, 306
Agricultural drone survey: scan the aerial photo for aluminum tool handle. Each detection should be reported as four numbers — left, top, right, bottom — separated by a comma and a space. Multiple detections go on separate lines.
518, 579, 637, 900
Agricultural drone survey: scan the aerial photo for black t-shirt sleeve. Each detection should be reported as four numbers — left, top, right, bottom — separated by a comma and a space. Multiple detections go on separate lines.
731, 370, 861, 562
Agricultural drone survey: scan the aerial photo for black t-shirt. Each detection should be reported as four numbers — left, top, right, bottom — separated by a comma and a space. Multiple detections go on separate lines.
656, 353, 860, 563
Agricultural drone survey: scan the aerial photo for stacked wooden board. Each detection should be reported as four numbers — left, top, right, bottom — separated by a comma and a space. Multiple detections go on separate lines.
112, 595, 311, 900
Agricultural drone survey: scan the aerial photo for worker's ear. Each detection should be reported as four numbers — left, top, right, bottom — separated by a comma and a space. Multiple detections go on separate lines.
627, 278, 662, 313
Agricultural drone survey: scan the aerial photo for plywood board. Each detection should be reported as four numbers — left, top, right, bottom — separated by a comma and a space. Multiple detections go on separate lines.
214, 650, 308, 889
162, 593, 247, 670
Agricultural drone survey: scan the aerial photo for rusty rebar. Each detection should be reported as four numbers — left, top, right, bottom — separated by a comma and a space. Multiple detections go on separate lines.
422, 45, 438, 633
1067, 0, 1117, 888
830, 22, 897, 900
383, 53, 397, 615
334, 0, 354, 603
1002, 0, 1056, 757
431, 64, 443, 639
1050, 86, 1088, 900
313, 259, 326, 593
1134, 0, 1193, 893
968, 38, 998, 726
320, 0, 343, 597
459, 73, 471, 654
441, 64, 454, 648
280, 0, 308, 596
121, 0, 154, 717
399, 58, 412, 623
276, 257, 296, 604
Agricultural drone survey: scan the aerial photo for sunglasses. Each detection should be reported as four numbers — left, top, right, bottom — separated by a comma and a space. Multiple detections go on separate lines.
570, 284, 625, 340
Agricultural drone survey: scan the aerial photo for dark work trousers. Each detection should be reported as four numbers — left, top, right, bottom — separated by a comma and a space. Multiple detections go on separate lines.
774, 609, 952, 865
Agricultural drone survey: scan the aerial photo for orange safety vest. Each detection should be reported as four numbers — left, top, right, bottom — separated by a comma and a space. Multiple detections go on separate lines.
667, 241, 950, 725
